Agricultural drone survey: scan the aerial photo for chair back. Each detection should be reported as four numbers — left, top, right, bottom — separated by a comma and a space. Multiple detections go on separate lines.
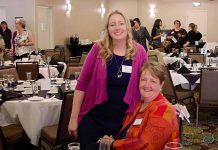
200, 68, 218, 105
214, 46, 218, 55
0, 67, 19, 80
187, 53, 205, 64
147, 49, 164, 64
0, 126, 6, 149
44, 49, 63, 62
16, 62, 39, 80
162, 66, 178, 101
79, 52, 88, 64
187, 45, 197, 52
65, 65, 82, 79
56, 92, 74, 144
69, 56, 81, 64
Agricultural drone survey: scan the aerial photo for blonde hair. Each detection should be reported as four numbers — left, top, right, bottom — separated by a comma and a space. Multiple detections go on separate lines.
140, 61, 165, 83
98, 10, 136, 61
16, 19, 26, 28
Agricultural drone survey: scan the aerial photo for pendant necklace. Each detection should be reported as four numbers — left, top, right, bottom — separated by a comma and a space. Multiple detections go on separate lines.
114, 54, 125, 78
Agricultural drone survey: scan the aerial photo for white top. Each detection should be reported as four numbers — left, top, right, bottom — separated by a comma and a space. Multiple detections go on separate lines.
14, 30, 32, 56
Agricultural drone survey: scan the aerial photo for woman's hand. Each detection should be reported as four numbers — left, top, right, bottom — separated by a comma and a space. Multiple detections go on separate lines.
68, 117, 78, 139
17, 42, 25, 47
98, 135, 115, 146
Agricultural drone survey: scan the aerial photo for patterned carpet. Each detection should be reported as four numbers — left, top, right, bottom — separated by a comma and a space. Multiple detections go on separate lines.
182, 108, 218, 150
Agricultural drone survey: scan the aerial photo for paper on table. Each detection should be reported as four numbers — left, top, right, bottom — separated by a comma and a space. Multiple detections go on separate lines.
173, 104, 190, 123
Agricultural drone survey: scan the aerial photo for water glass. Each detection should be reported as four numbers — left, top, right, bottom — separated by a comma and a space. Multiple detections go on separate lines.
74, 72, 80, 80
3, 74, 8, 89
164, 142, 183, 150
0, 78, 4, 89
99, 142, 110, 150
26, 72, 32, 81
8, 75, 14, 90
68, 142, 80, 150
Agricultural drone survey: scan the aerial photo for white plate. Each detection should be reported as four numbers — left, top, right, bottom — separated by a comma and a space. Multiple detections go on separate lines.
21, 91, 33, 95
190, 72, 200, 75
28, 96, 43, 101
14, 88, 25, 92
55, 81, 65, 84
47, 90, 58, 94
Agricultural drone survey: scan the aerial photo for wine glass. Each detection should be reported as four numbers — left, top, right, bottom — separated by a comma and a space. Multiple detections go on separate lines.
8, 74, 14, 90
46, 56, 51, 66
164, 142, 183, 150
3, 74, 8, 90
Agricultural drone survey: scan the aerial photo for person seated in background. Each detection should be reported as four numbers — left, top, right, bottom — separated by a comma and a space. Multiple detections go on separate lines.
151, 19, 163, 49
167, 20, 187, 50
12, 19, 34, 60
183, 23, 202, 48
132, 18, 153, 51
0, 34, 5, 56
99, 62, 180, 150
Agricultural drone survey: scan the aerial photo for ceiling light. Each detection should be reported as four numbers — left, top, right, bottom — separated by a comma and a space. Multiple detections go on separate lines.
193, 2, 201, 7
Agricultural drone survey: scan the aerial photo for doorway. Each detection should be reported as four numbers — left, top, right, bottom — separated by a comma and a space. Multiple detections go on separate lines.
37, 6, 54, 49
186, 10, 207, 42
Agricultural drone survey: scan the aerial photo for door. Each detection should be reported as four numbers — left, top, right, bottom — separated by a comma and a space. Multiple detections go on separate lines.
186, 10, 207, 42
37, 6, 54, 49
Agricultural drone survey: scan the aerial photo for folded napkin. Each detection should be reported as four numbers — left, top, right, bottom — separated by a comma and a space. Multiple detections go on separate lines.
0, 89, 22, 100
192, 60, 198, 64
177, 66, 191, 74
208, 52, 217, 57
167, 61, 179, 70
170, 53, 179, 57
181, 56, 188, 63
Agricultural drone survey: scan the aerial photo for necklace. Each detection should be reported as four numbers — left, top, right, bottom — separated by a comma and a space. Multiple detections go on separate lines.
114, 55, 125, 78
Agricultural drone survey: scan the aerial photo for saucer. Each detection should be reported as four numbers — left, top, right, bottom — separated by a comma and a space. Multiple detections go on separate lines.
28, 96, 43, 101
22, 91, 33, 95
14, 88, 25, 92
55, 81, 65, 84
47, 90, 58, 94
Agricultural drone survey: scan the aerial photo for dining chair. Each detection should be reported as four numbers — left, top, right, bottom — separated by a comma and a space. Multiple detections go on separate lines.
187, 53, 205, 64
16, 62, 39, 80
79, 52, 88, 64
64, 64, 82, 79
44, 49, 63, 62
38, 92, 75, 150
186, 45, 197, 52
68, 56, 81, 64
0, 124, 29, 150
147, 49, 164, 64
214, 46, 218, 55
0, 67, 19, 80
196, 68, 218, 126
162, 66, 195, 104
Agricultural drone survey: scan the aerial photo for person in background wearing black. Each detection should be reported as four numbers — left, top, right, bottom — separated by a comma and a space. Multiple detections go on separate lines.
0, 21, 12, 49
167, 20, 187, 50
183, 23, 202, 48
151, 19, 163, 49
132, 18, 153, 51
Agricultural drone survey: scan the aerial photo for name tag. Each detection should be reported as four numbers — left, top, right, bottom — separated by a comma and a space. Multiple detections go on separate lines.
122, 65, 132, 73
133, 119, 142, 125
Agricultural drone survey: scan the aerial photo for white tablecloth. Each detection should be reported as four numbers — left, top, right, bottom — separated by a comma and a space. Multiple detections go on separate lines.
170, 71, 200, 90
0, 98, 62, 145
39, 66, 59, 79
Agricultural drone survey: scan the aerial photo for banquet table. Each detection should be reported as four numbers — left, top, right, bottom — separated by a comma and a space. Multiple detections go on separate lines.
0, 97, 62, 145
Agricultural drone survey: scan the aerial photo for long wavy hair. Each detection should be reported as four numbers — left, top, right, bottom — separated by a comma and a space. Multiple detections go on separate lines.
98, 10, 136, 61
153, 19, 162, 29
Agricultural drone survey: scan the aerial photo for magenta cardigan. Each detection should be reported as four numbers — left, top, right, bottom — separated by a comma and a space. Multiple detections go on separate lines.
75, 42, 147, 123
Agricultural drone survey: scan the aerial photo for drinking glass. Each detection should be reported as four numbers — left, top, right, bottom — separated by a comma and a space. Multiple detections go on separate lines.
99, 138, 110, 150
164, 142, 183, 150
68, 142, 80, 150
0, 78, 4, 89
26, 72, 32, 81
8, 75, 14, 90
3, 74, 8, 90
46, 56, 51, 65
74, 72, 80, 80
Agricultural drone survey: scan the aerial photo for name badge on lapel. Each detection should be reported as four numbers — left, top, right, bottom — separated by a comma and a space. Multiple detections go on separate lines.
122, 65, 132, 73
133, 118, 142, 125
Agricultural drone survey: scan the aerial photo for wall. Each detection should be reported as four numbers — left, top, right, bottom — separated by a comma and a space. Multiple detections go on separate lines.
0, 0, 35, 39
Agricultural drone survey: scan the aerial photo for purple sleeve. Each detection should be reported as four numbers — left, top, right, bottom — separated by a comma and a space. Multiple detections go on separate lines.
75, 43, 99, 91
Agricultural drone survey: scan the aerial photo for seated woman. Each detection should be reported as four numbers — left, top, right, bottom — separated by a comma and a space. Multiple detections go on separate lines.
99, 61, 180, 150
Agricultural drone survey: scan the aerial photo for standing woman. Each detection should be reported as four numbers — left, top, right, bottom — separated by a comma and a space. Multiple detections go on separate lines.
132, 18, 153, 51
168, 20, 187, 50
13, 19, 34, 60
68, 10, 147, 150
151, 19, 163, 49
0, 21, 12, 49
184, 23, 202, 47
